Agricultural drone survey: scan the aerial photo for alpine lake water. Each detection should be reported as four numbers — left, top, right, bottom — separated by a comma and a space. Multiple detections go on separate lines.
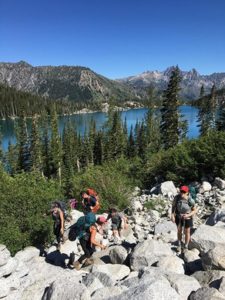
0, 105, 199, 152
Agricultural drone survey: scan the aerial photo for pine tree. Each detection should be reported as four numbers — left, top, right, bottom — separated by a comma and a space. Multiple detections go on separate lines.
160, 66, 182, 149
136, 121, 147, 158
93, 131, 103, 165
127, 125, 136, 158
145, 109, 161, 154
216, 101, 225, 131
30, 115, 43, 174
198, 84, 217, 136
16, 114, 30, 172
6, 141, 18, 175
49, 106, 62, 183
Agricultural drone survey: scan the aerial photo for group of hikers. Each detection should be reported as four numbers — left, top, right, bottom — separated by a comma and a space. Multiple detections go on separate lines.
50, 188, 128, 270
50, 185, 197, 270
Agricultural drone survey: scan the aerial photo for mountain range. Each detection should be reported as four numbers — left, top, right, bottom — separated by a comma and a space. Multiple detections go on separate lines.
117, 68, 225, 100
0, 61, 225, 103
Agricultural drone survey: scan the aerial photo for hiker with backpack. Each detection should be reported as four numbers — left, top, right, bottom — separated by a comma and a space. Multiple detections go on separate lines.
107, 208, 127, 244
73, 215, 107, 270
51, 202, 65, 251
81, 188, 100, 214
171, 185, 197, 252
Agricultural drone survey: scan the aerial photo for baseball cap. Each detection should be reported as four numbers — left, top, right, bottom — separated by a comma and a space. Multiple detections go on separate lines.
97, 216, 107, 224
180, 186, 189, 193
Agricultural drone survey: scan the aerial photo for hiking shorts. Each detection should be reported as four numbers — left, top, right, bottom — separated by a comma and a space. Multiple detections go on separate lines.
175, 215, 193, 228
111, 218, 122, 231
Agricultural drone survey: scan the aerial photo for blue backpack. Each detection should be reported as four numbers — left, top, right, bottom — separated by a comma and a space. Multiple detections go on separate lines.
68, 212, 96, 241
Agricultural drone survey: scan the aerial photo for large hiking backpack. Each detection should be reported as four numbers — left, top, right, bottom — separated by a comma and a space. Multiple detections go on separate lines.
175, 195, 195, 215
68, 212, 96, 241
86, 188, 100, 213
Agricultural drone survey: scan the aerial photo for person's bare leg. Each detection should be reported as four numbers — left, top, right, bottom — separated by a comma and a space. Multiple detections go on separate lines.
177, 225, 182, 242
184, 227, 191, 248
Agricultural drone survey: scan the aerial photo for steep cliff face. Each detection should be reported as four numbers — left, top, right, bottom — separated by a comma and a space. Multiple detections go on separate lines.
118, 67, 225, 100
0, 61, 137, 103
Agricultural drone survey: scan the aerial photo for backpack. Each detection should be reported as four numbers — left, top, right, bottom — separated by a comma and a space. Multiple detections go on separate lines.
175, 195, 195, 215
68, 212, 96, 241
86, 188, 100, 213
52, 200, 68, 219
188, 185, 197, 201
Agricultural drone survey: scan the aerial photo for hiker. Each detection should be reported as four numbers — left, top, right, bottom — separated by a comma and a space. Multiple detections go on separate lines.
171, 185, 197, 252
51, 202, 64, 250
73, 216, 107, 270
81, 189, 100, 214
107, 208, 127, 243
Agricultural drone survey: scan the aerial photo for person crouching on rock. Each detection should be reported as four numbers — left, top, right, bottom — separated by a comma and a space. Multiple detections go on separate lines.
73, 216, 107, 270
51, 202, 64, 251
171, 185, 197, 252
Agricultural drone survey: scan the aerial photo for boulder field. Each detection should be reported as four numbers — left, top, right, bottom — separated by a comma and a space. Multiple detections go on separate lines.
1, 178, 225, 300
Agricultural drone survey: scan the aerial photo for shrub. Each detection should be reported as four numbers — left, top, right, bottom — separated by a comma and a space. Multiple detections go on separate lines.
71, 158, 135, 211
0, 168, 62, 255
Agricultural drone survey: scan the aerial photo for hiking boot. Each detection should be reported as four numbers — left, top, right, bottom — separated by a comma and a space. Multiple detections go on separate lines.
83, 258, 94, 267
176, 241, 182, 253
73, 261, 82, 270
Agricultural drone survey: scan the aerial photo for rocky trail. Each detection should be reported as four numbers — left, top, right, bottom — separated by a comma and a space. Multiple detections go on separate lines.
1, 178, 225, 300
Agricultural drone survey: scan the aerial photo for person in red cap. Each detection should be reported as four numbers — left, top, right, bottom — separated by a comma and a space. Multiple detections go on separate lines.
73, 216, 107, 270
171, 185, 197, 252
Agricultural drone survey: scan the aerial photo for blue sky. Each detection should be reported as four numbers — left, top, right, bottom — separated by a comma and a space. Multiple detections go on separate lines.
1, 0, 225, 78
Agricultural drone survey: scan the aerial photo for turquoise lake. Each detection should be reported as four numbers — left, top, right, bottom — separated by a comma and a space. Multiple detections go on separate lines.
0, 106, 199, 151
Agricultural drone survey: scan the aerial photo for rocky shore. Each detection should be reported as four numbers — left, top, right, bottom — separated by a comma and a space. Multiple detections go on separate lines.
1, 178, 225, 300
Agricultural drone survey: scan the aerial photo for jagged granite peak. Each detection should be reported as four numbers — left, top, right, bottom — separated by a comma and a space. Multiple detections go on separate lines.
0, 61, 137, 103
118, 67, 225, 100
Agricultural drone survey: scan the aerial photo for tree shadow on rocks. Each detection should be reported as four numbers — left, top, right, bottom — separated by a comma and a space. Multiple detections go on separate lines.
45, 250, 70, 268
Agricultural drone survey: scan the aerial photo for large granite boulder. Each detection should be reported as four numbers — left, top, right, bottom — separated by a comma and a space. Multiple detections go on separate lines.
130, 239, 173, 271
156, 255, 185, 274
109, 246, 128, 264
43, 277, 90, 300
190, 224, 225, 253
91, 264, 130, 282
0, 245, 10, 267
189, 287, 225, 300
206, 209, 225, 225
15, 247, 40, 263
202, 245, 225, 271
159, 181, 177, 196
166, 273, 201, 300
214, 178, 225, 190
0, 257, 18, 278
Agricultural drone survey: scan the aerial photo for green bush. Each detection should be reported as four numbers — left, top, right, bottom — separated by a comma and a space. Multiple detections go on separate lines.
143, 131, 225, 187
0, 168, 62, 255
71, 158, 135, 211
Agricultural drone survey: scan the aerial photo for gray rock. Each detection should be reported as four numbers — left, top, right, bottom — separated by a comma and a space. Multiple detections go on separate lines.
131, 200, 143, 212
159, 181, 177, 196
156, 256, 185, 274
190, 224, 225, 253
15, 247, 40, 263
192, 270, 225, 287
43, 278, 90, 300
82, 273, 104, 295
0, 278, 10, 299
91, 264, 130, 282
0, 257, 18, 278
166, 273, 201, 300
206, 209, 225, 225
0, 245, 10, 267
215, 178, 225, 190
91, 272, 115, 287
109, 246, 128, 264
183, 249, 203, 273
130, 239, 173, 271
202, 245, 225, 271
189, 287, 225, 300
108, 276, 181, 300
91, 286, 128, 300
219, 277, 225, 296
154, 220, 177, 235
199, 181, 212, 193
